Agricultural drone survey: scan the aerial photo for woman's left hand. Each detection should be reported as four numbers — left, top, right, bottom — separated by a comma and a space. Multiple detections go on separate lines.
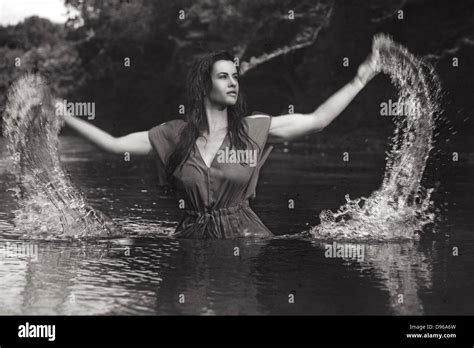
355, 49, 380, 87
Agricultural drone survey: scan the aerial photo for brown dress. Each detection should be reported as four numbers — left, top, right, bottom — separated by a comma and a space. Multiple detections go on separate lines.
148, 115, 274, 239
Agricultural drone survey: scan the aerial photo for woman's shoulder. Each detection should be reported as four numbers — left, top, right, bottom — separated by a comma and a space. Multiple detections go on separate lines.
242, 112, 273, 147
148, 119, 187, 153
153, 118, 187, 130
243, 112, 272, 130
244, 112, 272, 120
149, 118, 187, 138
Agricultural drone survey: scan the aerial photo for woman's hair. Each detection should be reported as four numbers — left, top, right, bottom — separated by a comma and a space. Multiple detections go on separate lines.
165, 50, 259, 186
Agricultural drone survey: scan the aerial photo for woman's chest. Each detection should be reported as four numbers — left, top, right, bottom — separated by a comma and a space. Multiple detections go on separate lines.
173, 149, 255, 192
195, 134, 227, 169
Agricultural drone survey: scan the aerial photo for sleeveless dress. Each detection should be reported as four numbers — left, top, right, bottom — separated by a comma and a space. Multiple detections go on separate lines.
148, 115, 274, 239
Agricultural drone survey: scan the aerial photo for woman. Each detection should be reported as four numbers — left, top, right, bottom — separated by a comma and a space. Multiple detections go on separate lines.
62, 50, 379, 239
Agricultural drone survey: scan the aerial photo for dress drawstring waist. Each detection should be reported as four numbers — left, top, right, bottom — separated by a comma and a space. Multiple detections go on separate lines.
184, 200, 249, 217
179, 200, 250, 238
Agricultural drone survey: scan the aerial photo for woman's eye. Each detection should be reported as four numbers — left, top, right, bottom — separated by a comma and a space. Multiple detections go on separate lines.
218, 75, 238, 80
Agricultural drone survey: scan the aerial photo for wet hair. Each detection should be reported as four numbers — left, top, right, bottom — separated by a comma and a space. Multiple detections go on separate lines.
165, 50, 259, 186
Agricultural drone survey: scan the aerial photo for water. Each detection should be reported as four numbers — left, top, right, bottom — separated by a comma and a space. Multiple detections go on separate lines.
0, 142, 472, 315
0, 34, 473, 315
2, 74, 121, 239
311, 34, 442, 240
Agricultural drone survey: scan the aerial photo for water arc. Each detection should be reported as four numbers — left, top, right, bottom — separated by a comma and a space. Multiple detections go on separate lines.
311, 34, 442, 241
2, 74, 122, 239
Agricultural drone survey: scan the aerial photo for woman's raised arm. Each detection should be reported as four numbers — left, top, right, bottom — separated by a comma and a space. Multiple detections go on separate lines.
267, 50, 380, 143
61, 109, 152, 156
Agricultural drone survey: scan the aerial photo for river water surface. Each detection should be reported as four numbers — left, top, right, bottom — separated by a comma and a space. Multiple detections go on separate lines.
0, 137, 472, 315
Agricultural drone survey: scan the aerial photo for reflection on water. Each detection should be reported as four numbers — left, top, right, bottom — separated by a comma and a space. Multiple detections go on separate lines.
0, 138, 473, 315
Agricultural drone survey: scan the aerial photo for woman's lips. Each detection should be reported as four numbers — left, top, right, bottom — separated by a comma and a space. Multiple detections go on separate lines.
227, 92, 237, 97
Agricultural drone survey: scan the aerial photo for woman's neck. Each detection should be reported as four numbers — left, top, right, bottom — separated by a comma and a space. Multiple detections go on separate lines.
203, 99, 228, 136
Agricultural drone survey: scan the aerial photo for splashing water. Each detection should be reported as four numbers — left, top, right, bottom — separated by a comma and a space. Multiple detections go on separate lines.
310, 34, 442, 241
2, 74, 122, 239
2, 34, 441, 242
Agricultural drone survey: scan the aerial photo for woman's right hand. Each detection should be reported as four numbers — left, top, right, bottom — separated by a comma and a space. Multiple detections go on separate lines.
355, 49, 381, 87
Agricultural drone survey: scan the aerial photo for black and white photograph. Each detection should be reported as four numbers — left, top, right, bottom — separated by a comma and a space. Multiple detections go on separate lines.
0, 0, 473, 345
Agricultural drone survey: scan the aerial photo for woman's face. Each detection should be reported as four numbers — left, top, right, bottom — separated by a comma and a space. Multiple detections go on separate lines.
207, 60, 239, 106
